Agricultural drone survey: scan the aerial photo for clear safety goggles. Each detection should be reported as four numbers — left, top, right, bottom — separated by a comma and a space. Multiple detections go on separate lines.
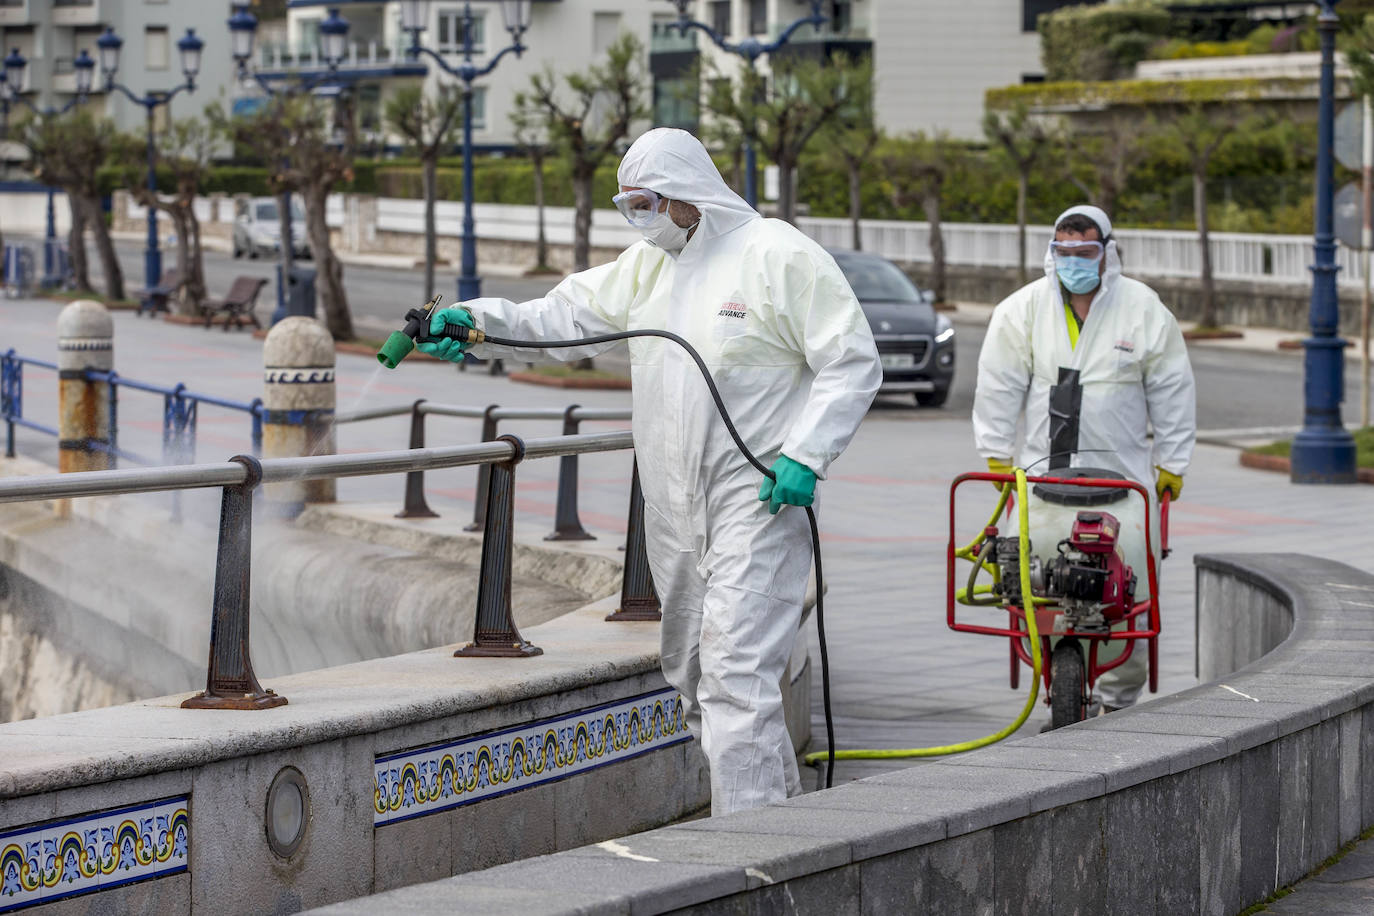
1049, 239, 1105, 262
612, 188, 665, 227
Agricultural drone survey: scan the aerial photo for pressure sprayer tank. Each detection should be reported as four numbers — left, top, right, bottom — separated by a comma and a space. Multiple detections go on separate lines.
1014, 467, 1159, 610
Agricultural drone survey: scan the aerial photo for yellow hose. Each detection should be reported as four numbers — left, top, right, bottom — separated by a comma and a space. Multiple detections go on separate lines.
803, 469, 1044, 764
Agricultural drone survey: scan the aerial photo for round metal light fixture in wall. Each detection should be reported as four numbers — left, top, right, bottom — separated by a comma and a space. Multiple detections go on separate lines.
265, 766, 310, 859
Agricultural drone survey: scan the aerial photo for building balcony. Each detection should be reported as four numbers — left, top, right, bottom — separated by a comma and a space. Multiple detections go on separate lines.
0, 0, 28, 26
51, 0, 100, 27
254, 38, 426, 81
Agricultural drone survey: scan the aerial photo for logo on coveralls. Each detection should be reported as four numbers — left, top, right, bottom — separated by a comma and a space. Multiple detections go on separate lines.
718, 300, 747, 319
1114, 340, 1135, 354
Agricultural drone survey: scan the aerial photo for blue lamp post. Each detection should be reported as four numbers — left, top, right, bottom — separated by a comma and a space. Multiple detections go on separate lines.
228, 3, 349, 323
663, 0, 828, 208
401, 0, 532, 302
0, 46, 96, 287
1291, 0, 1358, 483
96, 26, 204, 292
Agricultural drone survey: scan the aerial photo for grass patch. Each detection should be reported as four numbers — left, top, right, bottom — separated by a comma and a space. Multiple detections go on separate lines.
1245, 426, 1374, 468
520, 364, 630, 382
49, 288, 139, 309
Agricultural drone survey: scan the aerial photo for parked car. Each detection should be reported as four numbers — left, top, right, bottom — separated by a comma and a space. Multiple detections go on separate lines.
828, 248, 955, 407
233, 197, 310, 260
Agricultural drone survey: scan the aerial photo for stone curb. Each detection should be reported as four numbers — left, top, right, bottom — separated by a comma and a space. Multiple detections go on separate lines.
508, 371, 633, 391
1239, 449, 1374, 483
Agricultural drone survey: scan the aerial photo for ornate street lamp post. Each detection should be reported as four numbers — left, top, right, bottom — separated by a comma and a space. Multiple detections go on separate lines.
97, 26, 203, 292
662, 0, 828, 208
0, 47, 96, 287
228, 4, 349, 322
401, 0, 532, 301
1292, 0, 1358, 483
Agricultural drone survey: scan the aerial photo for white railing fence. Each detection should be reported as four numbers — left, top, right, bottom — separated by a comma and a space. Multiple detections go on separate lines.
103, 192, 1365, 288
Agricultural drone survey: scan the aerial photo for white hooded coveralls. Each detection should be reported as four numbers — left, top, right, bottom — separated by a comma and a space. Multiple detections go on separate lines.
463, 128, 882, 814
973, 208, 1196, 707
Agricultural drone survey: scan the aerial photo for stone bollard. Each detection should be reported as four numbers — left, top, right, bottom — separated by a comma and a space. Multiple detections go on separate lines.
262, 317, 335, 515
56, 299, 113, 474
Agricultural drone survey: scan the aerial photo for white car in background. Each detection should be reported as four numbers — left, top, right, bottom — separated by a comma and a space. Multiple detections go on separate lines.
233, 197, 310, 260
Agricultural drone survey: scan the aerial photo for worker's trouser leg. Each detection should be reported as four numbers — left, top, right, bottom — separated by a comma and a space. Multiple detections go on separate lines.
646, 501, 809, 816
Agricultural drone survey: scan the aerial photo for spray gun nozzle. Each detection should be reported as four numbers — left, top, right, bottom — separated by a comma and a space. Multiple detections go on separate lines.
377, 295, 483, 369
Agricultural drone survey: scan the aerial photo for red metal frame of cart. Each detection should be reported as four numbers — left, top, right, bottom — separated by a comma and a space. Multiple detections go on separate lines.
945, 471, 1171, 696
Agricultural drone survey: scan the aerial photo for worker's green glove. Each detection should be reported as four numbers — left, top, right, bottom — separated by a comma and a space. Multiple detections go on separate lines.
417, 308, 476, 362
758, 455, 816, 516
1155, 466, 1183, 501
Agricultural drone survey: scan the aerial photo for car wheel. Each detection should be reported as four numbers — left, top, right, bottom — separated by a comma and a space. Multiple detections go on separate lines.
232, 240, 242, 259
248, 244, 260, 260
916, 387, 949, 408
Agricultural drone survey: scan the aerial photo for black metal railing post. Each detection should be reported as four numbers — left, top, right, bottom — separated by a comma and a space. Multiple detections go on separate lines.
456, 435, 543, 658
606, 460, 661, 622
396, 399, 439, 519
182, 454, 288, 710
545, 404, 595, 542
464, 403, 500, 532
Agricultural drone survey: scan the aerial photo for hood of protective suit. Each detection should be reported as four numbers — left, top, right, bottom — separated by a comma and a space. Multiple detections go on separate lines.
617, 128, 759, 246
1043, 204, 1122, 304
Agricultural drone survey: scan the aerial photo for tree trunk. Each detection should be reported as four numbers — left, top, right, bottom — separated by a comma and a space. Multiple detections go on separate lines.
572, 168, 593, 272
186, 205, 205, 310
923, 186, 946, 305
277, 188, 293, 321
778, 159, 796, 224
848, 159, 863, 250
533, 150, 549, 270
422, 154, 437, 300
168, 205, 194, 316
67, 196, 89, 292
301, 182, 353, 340
1195, 168, 1217, 329
1016, 170, 1029, 287
84, 196, 124, 302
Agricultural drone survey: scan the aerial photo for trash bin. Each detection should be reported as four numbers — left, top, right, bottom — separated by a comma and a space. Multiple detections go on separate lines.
273, 264, 317, 321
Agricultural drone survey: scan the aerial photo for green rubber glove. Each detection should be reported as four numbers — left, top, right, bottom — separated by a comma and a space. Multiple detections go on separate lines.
417, 308, 476, 362
758, 455, 817, 516
987, 457, 1014, 492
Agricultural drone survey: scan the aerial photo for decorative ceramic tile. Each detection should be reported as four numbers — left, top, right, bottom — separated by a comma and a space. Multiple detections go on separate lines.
374, 687, 689, 826
0, 797, 188, 913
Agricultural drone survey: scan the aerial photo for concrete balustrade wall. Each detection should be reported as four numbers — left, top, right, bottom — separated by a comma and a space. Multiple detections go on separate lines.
304, 553, 1374, 916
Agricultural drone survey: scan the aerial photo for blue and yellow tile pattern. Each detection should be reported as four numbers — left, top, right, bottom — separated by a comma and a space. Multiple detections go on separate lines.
374, 687, 689, 826
0, 797, 188, 913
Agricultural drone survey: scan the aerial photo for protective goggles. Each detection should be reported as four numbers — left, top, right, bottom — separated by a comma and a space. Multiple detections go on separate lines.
1049, 239, 1105, 262
612, 188, 664, 227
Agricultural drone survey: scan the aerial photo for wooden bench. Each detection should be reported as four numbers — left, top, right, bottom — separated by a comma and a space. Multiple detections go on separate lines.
134, 268, 183, 318
201, 276, 268, 331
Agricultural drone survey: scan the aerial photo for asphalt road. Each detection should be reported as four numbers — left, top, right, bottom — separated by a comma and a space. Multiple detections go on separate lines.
72, 236, 1374, 432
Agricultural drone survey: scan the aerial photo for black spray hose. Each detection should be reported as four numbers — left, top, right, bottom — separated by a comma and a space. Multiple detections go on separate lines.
465, 326, 837, 790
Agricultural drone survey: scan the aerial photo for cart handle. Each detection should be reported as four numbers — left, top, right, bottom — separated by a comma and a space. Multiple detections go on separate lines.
1160, 490, 1171, 559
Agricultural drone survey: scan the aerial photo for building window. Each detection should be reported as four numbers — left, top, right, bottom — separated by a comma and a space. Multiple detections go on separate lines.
710, 1, 731, 37
749, 0, 767, 36
438, 7, 484, 54
593, 12, 622, 55
467, 86, 487, 130
145, 25, 169, 70
654, 77, 698, 131
827, 1, 851, 34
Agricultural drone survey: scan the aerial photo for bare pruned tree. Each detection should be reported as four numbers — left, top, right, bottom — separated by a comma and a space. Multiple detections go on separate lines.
384, 82, 463, 300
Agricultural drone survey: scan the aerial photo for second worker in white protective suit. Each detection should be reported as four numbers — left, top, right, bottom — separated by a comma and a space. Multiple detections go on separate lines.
418, 128, 883, 815
973, 204, 1197, 712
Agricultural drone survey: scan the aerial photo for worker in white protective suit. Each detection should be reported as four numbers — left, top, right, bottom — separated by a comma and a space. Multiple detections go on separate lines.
418, 128, 883, 814
973, 204, 1196, 711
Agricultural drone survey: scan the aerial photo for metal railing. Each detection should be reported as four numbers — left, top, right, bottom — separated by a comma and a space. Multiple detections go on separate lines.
337, 400, 633, 542
1, 350, 58, 458
2, 351, 263, 468
0, 429, 660, 709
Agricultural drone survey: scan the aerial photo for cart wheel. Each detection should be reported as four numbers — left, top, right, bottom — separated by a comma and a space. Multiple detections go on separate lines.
1050, 639, 1088, 730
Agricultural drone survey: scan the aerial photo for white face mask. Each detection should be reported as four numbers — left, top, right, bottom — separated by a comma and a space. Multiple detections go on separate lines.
639, 209, 695, 253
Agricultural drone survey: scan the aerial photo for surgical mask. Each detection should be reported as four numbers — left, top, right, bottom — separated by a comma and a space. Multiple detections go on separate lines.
638, 209, 695, 253
1056, 257, 1101, 294
1050, 239, 1104, 295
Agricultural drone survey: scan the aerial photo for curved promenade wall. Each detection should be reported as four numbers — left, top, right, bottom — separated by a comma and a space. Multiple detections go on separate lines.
309, 553, 1374, 916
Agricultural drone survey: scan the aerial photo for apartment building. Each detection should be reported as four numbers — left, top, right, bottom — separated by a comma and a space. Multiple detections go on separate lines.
0, 0, 235, 133
267, 0, 658, 150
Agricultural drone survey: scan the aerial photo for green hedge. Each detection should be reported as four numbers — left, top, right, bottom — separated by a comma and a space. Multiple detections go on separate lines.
1038, 2, 1173, 82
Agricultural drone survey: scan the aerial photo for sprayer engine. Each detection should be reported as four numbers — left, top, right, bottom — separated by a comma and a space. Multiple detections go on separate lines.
991, 511, 1137, 631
